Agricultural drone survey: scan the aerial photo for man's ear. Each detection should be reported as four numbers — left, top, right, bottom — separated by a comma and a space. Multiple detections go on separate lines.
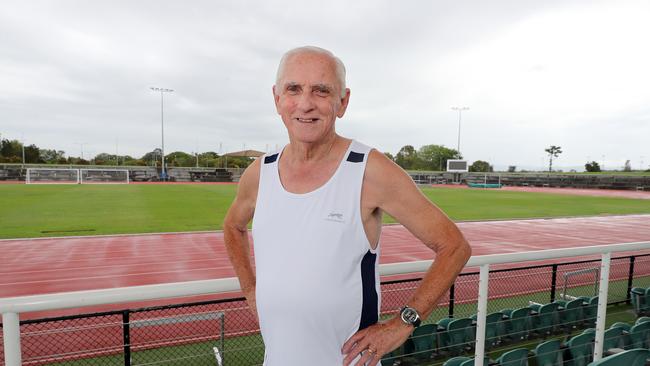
337, 88, 351, 118
272, 85, 281, 114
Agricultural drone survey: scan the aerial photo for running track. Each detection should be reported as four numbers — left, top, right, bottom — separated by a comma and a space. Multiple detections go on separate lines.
2, 214, 650, 320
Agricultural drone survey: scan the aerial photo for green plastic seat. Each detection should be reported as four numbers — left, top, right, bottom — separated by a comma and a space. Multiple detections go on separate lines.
496, 347, 529, 366
473, 312, 505, 348
534, 339, 563, 366
587, 348, 650, 366
508, 307, 532, 341
582, 296, 598, 326
446, 317, 474, 355
486, 312, 506, 347
532, 302, 559, 336
460, 356, 490, 366
635, 316, 650, 324
566, 332, 595, 366
443, 356, 471, 366
610, 321, 631, 332
629, 321, 650, 349
410, 323, 437, 360
559, 298, 585, 332
602, 326, 626, 354
630, 287, 647, 315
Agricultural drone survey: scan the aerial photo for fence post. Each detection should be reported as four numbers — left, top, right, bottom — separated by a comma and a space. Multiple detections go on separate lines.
448, 284, 455, 318
123, 310, 131, 366
593, 252, 611, 362
550, 264, 558, 302
627, 256, 636, 305
2, 312, 21, 366
474, 264, 490, 366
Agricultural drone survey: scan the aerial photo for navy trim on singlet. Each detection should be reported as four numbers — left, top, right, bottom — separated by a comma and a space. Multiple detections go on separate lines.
347, 151, 365, 163
358, 250, 379, 330
264, 153, 279, 164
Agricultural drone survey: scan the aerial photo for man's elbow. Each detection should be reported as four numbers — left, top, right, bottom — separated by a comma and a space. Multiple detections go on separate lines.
448, 237, 472, 267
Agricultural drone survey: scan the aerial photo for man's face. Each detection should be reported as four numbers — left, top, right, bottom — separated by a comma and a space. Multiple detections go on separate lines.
273, 52, 350, 144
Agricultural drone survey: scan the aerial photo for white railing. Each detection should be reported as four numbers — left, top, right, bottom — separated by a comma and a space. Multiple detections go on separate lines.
2, 241, 650, 366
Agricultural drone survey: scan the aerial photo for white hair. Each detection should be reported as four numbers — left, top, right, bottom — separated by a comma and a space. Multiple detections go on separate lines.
275, 46, 347, 98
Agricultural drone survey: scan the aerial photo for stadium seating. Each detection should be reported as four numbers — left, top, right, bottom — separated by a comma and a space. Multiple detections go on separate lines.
443, 356, 472, 366
580, 296, 598, 326
496, 347, 529, 366
445, 317, 475, 355
530, 302, 560, 336
602, 326, 627, 355
565, 331, 595, 366
586, 348, 650, 366
630, 286, 650, 315
460, 356, 490, 366
628, 320, 650, 348
557, 298, 586, 332
471, 311, 506, 349
506, 307, 533, 341
533, 339, 563, 366
410, 323, 437, 361
635, 316, 650, 325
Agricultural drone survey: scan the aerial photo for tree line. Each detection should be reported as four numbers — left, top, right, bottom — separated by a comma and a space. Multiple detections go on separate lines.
1, 135, 500, 172
0, 138, 253, 168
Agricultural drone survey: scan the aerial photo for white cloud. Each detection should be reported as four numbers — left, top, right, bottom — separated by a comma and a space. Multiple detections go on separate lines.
1, 0, 648, 171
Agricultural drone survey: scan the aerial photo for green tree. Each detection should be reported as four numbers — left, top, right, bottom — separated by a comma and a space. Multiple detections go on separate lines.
469, 160, 493, 172
384, 152, 395, 161
24, 144, 40, 163
624, 160, 632, 172
166, 151, 194, 167
39, 149, 66, 164
545, 145, 563, 172
417, 144, 461, 171
394, 145, 420, 170
1, 139, 22, 158
585, 161, 601, 172
141, 149, 163, 166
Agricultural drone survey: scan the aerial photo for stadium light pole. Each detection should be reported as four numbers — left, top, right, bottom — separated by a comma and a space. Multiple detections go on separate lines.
73, 142, 88, 160
150, 87, 174, 181
451, 106, 469, 155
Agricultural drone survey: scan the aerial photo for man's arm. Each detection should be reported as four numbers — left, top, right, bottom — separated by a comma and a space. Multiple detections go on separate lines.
223, 159, 260, 315
342, 150, 472, 366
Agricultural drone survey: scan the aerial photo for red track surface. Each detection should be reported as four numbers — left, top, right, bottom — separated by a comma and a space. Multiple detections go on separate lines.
2, 214, 650, 320
2, 214, 650, 364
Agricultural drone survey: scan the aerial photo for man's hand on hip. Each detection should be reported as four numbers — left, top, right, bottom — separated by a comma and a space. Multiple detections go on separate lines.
341, 317, 412, 366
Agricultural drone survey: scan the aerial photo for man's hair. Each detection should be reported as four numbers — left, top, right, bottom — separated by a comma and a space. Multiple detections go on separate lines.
275, 46, 347, 98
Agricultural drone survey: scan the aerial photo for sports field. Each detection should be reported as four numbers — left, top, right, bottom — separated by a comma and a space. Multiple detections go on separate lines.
2, 184, 650, 239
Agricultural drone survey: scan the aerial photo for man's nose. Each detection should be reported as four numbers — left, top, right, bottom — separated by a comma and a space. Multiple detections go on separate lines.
296, 92, 315, 112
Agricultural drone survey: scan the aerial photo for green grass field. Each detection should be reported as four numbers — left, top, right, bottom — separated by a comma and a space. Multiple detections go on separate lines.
1, 184, 649, 239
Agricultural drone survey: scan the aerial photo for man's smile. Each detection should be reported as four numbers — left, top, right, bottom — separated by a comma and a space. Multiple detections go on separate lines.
296, 117, 319, 123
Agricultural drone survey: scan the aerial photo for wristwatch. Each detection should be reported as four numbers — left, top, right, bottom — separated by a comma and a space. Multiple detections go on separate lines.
399, 306, 421, 327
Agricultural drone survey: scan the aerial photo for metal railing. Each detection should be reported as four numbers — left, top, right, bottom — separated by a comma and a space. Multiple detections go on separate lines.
2, 241, 650, 365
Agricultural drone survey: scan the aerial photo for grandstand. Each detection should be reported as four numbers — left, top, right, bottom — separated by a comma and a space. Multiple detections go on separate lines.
1, 241, 649, 365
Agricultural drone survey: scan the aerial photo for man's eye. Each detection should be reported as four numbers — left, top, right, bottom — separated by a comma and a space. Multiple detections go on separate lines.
287, 86, 300, 94
314, 89, 330, 97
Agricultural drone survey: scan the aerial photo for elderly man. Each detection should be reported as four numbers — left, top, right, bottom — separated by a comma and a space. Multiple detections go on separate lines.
223, 46, 471, 366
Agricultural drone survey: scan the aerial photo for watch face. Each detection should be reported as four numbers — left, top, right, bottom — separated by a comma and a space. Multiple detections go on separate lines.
401, 307, 419, 323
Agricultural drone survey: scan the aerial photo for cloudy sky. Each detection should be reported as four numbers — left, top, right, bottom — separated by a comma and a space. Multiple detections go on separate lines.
1, 0, 649, 171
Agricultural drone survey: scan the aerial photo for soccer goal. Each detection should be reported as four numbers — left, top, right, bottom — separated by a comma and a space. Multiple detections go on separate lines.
26, 168, 80, 184
80, 169, 130, 184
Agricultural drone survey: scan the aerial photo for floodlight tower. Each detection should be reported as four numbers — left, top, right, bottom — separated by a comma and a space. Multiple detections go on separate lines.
150, 87, 174, 180
451, 106, 469, 155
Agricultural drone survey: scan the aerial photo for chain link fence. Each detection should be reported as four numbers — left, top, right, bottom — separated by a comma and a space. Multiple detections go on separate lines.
2, 254, 649, 366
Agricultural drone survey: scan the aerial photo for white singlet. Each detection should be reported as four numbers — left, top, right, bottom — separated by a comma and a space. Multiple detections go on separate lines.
253, 140, 381, 366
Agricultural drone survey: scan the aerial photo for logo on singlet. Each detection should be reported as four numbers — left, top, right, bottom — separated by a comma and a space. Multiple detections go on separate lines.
325, 212, 344, 223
